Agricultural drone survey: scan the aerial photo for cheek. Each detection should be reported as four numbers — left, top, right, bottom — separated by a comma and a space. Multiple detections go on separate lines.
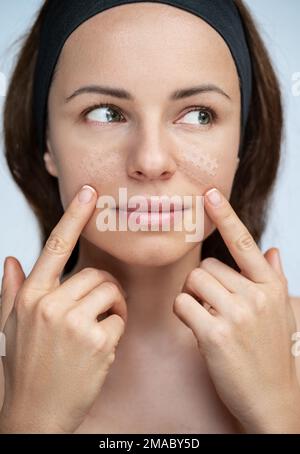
48, 105, 124, 189
176, 135, 239, 239
177, 136, 239, 194
177, 145, 219, 186
78, 148, 124, 184
55, 146, 126, 210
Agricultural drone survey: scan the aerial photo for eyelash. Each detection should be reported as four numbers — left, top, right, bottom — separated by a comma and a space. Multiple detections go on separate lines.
80, 102, 218, 126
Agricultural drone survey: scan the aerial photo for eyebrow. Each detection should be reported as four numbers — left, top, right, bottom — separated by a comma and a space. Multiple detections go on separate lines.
65, 83, 231, 103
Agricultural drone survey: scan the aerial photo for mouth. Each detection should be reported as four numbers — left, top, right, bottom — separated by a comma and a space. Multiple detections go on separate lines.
116, 198, 191, 213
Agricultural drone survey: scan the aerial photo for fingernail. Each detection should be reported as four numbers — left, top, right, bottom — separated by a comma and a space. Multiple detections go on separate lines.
205, 188, 221, 206
78, 185, 96, 204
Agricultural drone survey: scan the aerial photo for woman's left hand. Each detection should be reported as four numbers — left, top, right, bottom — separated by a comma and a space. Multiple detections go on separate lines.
173, 187, 300, 434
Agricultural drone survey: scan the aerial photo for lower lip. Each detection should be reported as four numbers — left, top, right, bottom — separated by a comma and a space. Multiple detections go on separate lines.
116, 209, 187, 228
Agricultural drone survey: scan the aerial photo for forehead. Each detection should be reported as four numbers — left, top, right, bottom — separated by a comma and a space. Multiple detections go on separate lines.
53, 2, 240, 99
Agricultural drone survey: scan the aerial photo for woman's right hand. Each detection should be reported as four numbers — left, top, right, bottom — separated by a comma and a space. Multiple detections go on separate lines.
0, 184, 128, 434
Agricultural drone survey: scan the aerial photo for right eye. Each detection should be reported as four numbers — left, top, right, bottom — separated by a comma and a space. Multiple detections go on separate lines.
83, 103, 125, 124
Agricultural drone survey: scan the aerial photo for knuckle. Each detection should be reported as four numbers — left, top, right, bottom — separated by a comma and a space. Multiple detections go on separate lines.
208, 323, 231, 347
253, 288, 268, 312
118, 321, 126, 338
95, 270, 117, 282
186, 268, 205, 287
118, 314, 126, 332
230, 305, 250, 326
37, 297, 57, 323
80, 267, 104, 281
254, 302, 267, 316
106, 351, 116, 366
200, 257, 218, 268
45, 231, 71, 256
174, 292, 188, 312
101, 281, 120, 299
90, 328, 109, 352
234, 231, 255, 252
174, 293, 185, 305
65, 310, 83, 333
110, 313, 126, 334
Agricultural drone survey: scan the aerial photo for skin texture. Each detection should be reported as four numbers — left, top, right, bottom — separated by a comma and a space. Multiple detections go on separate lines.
1, 3, 300, 434
0, 188, 128, 434
44, 2, 241, 340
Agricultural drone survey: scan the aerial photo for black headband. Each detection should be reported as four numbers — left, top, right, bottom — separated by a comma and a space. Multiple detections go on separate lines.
33, 0, 253, 159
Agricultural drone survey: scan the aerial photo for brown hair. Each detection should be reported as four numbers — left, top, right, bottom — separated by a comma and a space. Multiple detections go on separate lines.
2, 0, 283, 277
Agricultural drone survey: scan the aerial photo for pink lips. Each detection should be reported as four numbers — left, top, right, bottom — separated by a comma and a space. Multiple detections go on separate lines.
114, 200, 190, 229
117, 198, 191, 213
119, 204, 179, 214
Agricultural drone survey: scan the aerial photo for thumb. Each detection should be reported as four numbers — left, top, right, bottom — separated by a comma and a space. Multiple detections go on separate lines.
1, 256, 26, 330
264, 247, 286, 280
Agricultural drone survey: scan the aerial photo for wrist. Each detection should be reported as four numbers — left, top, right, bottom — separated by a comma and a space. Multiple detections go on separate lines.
0, 409, 71, 434
242, 384, 300, 434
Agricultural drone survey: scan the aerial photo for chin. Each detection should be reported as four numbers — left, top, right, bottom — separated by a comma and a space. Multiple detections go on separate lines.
89, 230, 199, 267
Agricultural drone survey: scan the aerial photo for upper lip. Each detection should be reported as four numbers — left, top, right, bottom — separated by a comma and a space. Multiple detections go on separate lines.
116, 197, 192, 213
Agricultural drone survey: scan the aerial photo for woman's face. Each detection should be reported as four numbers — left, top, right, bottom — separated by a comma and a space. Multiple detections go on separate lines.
44, 2, 241, 266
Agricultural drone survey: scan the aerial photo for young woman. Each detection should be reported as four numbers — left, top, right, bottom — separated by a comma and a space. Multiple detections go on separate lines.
0, 0, 300, 434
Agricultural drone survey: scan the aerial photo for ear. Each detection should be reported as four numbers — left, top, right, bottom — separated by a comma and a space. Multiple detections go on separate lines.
43, 136, 59, 178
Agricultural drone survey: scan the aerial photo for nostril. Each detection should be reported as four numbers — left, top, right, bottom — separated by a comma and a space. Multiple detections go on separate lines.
161, 171, 171, 179
133, 171, 144, 178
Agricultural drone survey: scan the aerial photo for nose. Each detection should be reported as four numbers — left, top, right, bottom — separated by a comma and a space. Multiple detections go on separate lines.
127, 123, 177, 182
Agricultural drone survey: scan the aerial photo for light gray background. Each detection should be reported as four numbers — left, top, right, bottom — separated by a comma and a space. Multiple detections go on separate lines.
0, 1, 299, 295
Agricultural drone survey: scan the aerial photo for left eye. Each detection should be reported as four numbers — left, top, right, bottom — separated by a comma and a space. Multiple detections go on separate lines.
84, 104, 125, 123
179, 108, 214, 126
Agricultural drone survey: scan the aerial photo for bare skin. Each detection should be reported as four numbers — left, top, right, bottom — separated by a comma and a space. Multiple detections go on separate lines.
1, 3, 300, 434
44, 3, 243, 432
1, 268, 299, 434
1, 287, 299, 433
74, 301, 300, 434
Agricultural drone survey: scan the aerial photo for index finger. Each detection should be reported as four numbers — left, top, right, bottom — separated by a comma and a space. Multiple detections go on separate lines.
204, 187, 275, 283
27, 184, 97, 292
